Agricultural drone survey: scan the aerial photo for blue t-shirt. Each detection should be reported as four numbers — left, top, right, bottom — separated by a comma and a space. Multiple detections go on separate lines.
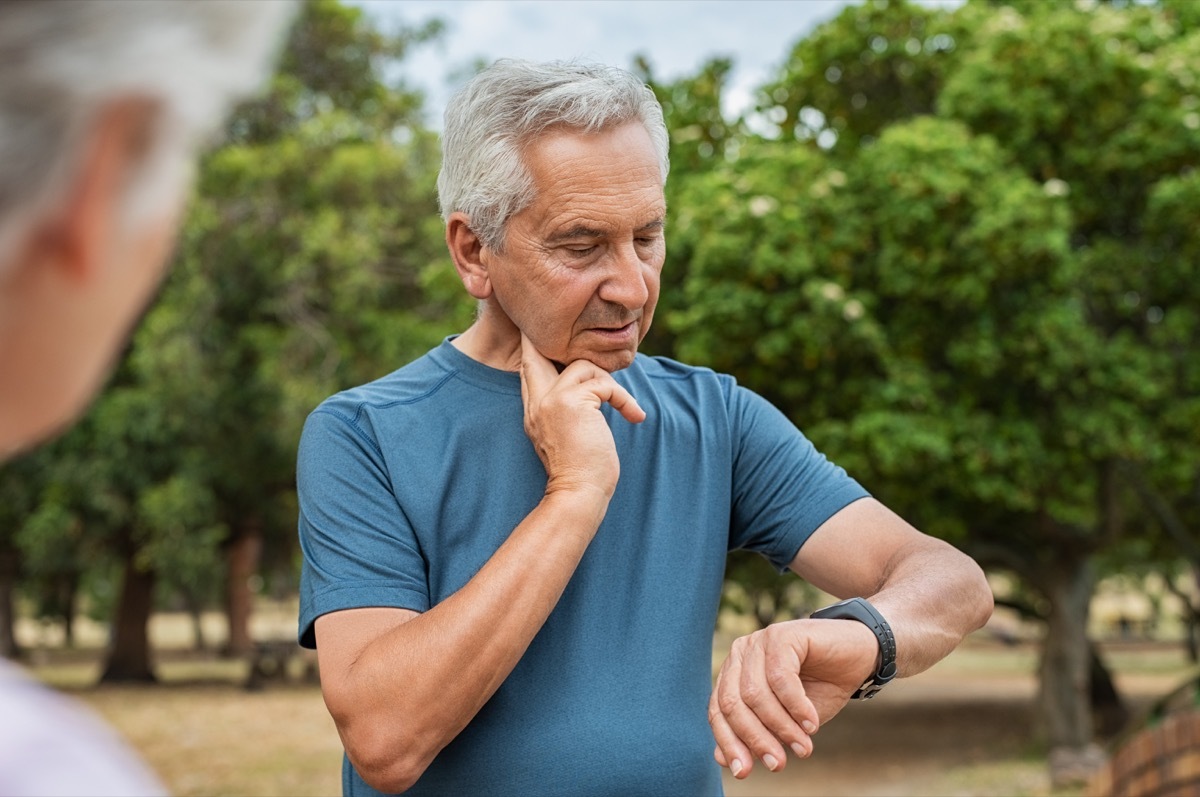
297, 338, 868, 796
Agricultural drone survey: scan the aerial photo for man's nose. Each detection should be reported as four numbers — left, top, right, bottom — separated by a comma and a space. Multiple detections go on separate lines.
599, 242, 650, 309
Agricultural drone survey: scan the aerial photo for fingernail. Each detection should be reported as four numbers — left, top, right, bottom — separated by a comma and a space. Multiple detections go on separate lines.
801, 720, 816, 734
731, 759, 743, 776
791, 742, 807, 758
763, 754, 779, 771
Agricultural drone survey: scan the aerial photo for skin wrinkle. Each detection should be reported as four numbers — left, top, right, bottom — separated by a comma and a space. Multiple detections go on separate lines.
460, 121, 666, 374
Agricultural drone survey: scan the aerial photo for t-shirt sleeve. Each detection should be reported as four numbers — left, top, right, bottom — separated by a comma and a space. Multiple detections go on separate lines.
725, 382, 870, 571
297, 407, 431, 649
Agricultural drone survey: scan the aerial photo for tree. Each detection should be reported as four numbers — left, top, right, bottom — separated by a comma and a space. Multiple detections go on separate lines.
667, 0, 1199, 783
757, 0, 969, 155
119, 0, 463, 660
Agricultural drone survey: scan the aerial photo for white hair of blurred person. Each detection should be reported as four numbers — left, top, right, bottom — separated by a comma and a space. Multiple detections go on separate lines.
0, 0, 295, 458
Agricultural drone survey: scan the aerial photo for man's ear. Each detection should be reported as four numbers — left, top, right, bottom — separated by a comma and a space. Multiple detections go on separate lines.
445, 212, 493, 300
28, 97, 160, 284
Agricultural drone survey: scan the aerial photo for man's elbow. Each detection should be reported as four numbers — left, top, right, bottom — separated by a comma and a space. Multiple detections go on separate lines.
341, 722, 433, 794
961, 556, 995, 633
353, 755, 424, 795
330, 702, 436, 794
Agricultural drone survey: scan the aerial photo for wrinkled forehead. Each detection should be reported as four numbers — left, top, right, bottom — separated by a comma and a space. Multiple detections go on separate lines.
520, 122, 665, 225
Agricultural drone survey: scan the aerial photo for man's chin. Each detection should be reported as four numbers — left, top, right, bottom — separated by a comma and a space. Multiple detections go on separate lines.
564, 348, 638, 374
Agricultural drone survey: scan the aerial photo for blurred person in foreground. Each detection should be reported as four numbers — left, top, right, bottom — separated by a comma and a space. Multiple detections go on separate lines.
0, 2, 294, 794
298, 59, 995, 797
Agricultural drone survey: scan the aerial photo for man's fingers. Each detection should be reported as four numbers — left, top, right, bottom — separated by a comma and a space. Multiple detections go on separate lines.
586, 377, 645, 424
758, 633, 820, 741
764, 660, 819, 740
709, 684, 754, 779
711, 630, 824, 778
719, 671, 788, 770
534, 352, 646, 424
737, 639, 808, 767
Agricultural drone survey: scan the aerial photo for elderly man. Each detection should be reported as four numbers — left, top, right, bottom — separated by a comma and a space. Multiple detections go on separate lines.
0, 2, 292, 793
298, 59, 993, 796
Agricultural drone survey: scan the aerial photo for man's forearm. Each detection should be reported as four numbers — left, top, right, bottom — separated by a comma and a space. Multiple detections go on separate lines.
712, 499, 993, 780
865, 535, 994, 677
792, 498, 993, 679
320, 489, 608, 793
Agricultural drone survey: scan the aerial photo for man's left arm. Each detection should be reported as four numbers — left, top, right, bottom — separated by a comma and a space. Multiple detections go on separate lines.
709, 496, 993, 779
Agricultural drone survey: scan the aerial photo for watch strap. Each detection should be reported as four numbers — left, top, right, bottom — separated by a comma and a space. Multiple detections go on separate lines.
809, 597, 897, 699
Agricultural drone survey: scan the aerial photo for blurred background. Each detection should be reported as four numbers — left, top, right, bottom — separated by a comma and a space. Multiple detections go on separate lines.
3, 0, 1199, 794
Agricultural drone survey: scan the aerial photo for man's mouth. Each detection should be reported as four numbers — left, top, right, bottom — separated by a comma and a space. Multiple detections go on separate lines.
590, 320, 636, 335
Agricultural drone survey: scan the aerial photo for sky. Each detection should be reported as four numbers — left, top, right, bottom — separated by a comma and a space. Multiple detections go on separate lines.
350, 0, 864, 128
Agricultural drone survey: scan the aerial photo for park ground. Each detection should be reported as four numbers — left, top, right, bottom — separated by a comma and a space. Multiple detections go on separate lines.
18, 609, 1199, 797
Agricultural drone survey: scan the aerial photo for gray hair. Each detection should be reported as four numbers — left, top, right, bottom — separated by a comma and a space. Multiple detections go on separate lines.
0, 0, 295, 269
437, 59, 670, 251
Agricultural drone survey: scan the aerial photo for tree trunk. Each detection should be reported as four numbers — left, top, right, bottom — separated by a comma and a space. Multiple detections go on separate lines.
100, 556, 157, 683
183, 588, 208, 653
1090, 643, 1129, 738
1038, 552, 1101, 786
60, 573, 79, 649
0, 546, 20, 660
224, 523, 262, 657
1191, 567, 1200, 664
1164, 568, 1200, 663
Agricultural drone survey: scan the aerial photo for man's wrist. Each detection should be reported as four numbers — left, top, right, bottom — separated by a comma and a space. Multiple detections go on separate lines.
810, 597, 898, 699
539, 486, 611, 534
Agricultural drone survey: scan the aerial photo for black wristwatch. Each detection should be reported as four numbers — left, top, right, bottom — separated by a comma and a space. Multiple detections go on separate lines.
809, 597, 897, 700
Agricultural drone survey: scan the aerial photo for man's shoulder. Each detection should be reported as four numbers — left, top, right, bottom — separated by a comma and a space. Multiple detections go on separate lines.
311, 345, 453, 423
629, 352, 728, 383
626, 353, 737, 397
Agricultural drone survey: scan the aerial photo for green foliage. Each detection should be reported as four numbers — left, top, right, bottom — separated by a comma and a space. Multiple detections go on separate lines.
940, 3, 1173, 236
637, 55, 744, 175
667, 0, 1199, 591
226, 0, 443, 143
757, 0, 966, 155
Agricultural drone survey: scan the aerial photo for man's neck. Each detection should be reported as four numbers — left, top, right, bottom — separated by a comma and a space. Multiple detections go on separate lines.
450, 316, 522, 372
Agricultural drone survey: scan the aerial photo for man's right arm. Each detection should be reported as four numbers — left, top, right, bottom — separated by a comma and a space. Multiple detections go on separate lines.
314, 335, 644, 793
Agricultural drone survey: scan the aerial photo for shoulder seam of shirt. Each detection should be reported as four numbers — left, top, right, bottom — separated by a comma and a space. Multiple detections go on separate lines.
448, 371, 520, 396
643, 370, 698, 382
639, 356, 724, 382
311, 370, 458, 455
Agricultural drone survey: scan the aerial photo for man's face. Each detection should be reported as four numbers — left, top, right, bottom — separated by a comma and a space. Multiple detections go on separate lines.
482, 121, 665, 373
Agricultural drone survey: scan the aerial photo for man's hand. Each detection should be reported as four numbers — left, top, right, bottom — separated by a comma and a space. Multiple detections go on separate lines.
519, 334, 645, 501
709, 617, 879, 778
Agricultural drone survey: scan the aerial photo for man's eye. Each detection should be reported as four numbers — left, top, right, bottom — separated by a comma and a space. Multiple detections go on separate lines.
566, 246, 597, 257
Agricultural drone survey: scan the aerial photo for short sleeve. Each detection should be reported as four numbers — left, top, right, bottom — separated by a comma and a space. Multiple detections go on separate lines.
726, 384, 870, 571
297, 407, 431, 648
